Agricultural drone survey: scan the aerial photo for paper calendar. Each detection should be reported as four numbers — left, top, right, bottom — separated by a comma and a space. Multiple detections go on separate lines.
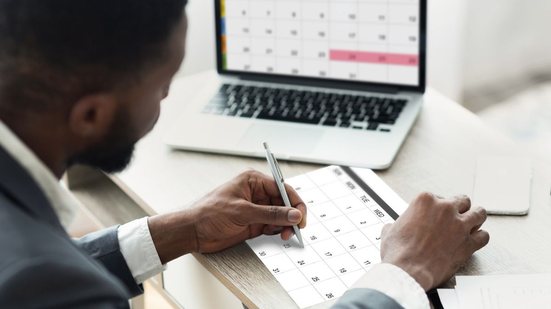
246, 166, 407, 308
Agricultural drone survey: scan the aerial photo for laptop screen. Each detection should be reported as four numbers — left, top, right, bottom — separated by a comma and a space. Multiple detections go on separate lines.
216, 0, 425, 89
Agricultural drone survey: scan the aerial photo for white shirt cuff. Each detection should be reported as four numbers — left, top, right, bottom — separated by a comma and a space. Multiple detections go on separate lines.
118, 217, 165, 284
351, 263, 430, 309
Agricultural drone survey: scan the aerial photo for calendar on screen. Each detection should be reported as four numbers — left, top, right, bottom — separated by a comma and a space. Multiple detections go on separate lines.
246, 166, 403, 308
219, 0, 421, 86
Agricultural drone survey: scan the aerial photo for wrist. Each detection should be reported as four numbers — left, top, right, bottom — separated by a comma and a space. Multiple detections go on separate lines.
384, 259, 434, 291
148, 209, 199, 264
405, 264, 433, 291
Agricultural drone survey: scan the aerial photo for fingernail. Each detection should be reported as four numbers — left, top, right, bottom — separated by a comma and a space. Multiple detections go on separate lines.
288, 209, 301, 223
272, 228, 283, 235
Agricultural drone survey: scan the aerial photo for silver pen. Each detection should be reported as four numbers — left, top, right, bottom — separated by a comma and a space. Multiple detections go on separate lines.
263, 142, 305, 248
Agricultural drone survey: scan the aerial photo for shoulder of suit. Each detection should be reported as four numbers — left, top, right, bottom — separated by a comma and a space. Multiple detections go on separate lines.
0, 255, 130, 308
0, 184, 131, 308
0, 192, 124, 293
0, 191, 71, 262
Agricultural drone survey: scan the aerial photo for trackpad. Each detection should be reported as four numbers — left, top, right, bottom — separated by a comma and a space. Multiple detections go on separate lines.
238, 123, 322, 155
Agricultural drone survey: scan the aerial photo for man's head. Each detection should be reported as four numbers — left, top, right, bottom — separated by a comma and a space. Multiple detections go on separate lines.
0, 0, 188, 174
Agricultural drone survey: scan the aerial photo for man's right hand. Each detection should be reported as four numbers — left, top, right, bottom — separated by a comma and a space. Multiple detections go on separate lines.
380, 193, 490, 291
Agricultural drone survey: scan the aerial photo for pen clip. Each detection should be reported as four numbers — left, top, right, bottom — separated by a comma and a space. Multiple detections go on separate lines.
271, 153, 284, 182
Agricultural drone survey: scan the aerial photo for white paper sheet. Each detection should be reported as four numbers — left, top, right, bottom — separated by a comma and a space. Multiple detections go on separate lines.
438, 289, 460, 309
455, 274, 551, 309
247, 166, 397, 308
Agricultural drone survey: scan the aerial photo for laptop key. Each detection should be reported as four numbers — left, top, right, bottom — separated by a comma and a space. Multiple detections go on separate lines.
322, 118, 338, 127
257, 112, 284, 122
396, 99, 408, 107
280, 116, 318, 125
240, 109, 255, 118
227, 109, 239, 116
367, 123, 379, 131
340, 115, 351, 123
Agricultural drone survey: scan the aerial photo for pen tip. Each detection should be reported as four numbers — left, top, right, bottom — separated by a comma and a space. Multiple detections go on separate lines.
262, 142, 269, 150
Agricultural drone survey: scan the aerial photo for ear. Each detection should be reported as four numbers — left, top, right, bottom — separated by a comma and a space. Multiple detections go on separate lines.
67, 94, 118, 145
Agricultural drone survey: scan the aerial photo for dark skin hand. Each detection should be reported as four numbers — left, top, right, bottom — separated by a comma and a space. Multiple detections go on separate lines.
148, 170, 307, 264
380, 193, 490, 291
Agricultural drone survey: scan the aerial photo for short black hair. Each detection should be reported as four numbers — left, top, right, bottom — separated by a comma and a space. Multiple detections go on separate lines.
0, 0, 187, 114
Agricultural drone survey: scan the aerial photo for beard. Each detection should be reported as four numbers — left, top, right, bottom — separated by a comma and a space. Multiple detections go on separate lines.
68, 108, 138, 174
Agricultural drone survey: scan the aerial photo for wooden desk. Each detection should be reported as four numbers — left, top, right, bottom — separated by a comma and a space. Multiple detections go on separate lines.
68, 70, 551, 309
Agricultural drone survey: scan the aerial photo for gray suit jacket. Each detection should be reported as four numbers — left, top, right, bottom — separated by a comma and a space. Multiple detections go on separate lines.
332, 289, 404, 309
0, 146, 141, 308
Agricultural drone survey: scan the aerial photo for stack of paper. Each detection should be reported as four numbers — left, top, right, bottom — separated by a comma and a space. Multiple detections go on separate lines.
438, 274, 551, 309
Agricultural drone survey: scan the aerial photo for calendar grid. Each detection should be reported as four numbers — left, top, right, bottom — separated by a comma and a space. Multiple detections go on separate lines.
221, 0, 421, 85
247, 166, 397, 308
241, 18, 417, 26
300, 171, 359, 297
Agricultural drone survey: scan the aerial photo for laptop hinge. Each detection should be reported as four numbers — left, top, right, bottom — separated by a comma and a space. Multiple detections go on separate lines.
237, 75, 401, 95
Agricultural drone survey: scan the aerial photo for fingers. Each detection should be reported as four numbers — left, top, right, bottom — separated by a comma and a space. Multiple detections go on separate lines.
262, 225, 283, 235
446, 195, 471, 213
262, 225, 294, 241
248, 203, 304, 226
249, 172, 299, 203
463, 207, 489, 251
470, 222, 484, 234
247, 171, 307, 227
416, 193, 471, 214
252, 171, 284, 199
281, 182, 308, 227
295, 202, 307, 228
462, 207, 487, 229
470, 229, 490, 251
281, 227, 294, 240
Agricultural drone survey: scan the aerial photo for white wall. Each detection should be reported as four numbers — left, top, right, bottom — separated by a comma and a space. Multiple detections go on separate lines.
179, 0, 216, 76
463, 0, 551, 92
426, 0, 467, 101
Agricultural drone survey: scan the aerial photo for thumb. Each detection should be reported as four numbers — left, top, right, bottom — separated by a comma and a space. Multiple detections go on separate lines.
248, 204, 303, 226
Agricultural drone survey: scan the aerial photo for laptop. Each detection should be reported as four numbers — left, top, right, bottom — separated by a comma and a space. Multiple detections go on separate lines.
165, 0, 427, 169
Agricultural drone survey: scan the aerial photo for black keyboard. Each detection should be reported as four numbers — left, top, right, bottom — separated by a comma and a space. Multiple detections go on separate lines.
202, 84, 408, 131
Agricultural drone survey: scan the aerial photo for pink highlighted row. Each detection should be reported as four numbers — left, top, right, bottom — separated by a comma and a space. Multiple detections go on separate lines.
329, 50, 419, 66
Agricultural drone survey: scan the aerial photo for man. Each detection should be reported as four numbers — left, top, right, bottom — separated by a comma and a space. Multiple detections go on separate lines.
0, 1, 489, 308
